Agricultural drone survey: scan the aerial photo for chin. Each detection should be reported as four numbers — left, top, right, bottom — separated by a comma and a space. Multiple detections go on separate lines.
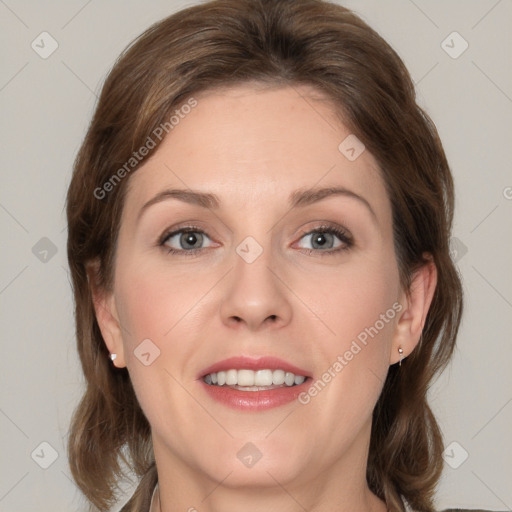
198, 434, 310, 488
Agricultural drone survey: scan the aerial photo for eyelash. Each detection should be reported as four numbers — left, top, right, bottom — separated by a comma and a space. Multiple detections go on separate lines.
296, 225, 353, 256
158, 224, 353, 257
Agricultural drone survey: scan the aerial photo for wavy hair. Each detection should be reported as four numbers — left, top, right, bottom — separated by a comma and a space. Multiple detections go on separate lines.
65, 0, 463, 510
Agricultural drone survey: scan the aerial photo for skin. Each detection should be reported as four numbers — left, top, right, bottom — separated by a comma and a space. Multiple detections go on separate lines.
90, 83, 437, 512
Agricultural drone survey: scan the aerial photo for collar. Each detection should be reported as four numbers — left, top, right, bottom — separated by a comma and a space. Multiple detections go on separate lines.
402, 495, 414, 512
149, 482, 159, 512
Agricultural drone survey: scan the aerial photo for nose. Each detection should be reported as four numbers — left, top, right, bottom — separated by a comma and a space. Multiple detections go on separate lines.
219, 244, 293, 332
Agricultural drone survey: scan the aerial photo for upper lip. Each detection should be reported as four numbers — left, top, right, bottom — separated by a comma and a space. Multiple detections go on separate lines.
198, 356, 311, 379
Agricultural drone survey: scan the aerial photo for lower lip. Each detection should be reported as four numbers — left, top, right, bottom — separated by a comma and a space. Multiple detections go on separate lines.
200, 379, 310, 411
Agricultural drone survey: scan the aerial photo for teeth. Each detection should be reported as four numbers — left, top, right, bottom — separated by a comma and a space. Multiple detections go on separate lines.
272, 369, 285, 385
226, 369, 237, 385
255, 369, 273, 386
294, 374, 305, 385
238, 369, 254, 386
203, 369, 307, 387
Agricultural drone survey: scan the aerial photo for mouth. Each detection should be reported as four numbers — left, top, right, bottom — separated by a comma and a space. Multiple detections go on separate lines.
199, 356, 311, 411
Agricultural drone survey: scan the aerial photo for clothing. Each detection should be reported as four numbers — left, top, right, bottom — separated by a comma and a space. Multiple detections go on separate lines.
149, 483, 158, 511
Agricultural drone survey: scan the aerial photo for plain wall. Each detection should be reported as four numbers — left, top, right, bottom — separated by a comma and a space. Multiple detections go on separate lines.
0, 0, 511, 510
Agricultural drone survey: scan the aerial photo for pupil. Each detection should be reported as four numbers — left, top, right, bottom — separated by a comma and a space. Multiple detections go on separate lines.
182, 232, 200, 248
315, 233, 325, 246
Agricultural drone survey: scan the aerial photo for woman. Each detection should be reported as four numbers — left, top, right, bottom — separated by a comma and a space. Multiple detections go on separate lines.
66, 0, 470, 510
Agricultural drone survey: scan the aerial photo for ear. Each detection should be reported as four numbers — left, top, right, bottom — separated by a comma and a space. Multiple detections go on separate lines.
390, 255, 437, 364
86, 259, 126, 368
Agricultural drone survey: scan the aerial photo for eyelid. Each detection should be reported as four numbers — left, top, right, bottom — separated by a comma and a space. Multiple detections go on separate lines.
295, 222, 353, 243
158, 223, 210, 245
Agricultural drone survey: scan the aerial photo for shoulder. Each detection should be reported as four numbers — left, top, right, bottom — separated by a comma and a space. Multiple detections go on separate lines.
404, 497, 497, 512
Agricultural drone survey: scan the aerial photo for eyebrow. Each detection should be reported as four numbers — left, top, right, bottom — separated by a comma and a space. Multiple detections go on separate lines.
289, 186, 376, 219
138, 185, 376, 221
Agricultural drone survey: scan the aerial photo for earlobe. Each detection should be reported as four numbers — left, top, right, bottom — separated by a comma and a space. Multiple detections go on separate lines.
390, 256, 437, 365
86, 260, 127, 368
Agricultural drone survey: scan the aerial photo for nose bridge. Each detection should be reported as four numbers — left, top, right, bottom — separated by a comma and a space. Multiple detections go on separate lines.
219, 232, 293, 330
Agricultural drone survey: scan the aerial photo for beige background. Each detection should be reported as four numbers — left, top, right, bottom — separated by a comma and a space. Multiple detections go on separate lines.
1, 0, 511, 510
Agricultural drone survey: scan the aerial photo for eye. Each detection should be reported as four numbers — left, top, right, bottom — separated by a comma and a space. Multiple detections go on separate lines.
296, 225, 353, 255
159, 227, 214, 255
158, 224, 353, 257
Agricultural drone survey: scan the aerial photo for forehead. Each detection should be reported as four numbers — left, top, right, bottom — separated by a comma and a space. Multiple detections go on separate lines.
123, 83, 389, 221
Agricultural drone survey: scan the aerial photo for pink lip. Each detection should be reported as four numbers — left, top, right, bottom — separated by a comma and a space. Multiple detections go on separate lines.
198, 356, 311, 412
198, 356, 311, 379
200, 381, 309, 411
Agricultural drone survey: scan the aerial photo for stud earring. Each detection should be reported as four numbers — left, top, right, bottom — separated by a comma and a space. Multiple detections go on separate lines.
110, 353, 117, 362
398, 347, 404, 366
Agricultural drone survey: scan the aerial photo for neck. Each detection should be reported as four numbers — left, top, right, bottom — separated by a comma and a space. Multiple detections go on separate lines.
151, 426, 387, 512
152, 484, 385, 512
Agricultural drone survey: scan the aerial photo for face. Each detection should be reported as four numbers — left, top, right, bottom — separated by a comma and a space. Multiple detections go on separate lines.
99, 83, 410, 494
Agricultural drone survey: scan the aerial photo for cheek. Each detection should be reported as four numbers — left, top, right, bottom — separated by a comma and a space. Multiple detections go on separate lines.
114, 261, 205, 344
287, 253, 400, 463
115, 278, 169, 346
112, 264, 200, 424
305, 248, 400, 403
113, 259, 220, 398
300, 270, 397, 419
314, 249, 400, 348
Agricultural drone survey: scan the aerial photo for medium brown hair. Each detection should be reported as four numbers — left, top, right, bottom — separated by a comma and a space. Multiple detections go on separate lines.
66, 0, 463, 510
